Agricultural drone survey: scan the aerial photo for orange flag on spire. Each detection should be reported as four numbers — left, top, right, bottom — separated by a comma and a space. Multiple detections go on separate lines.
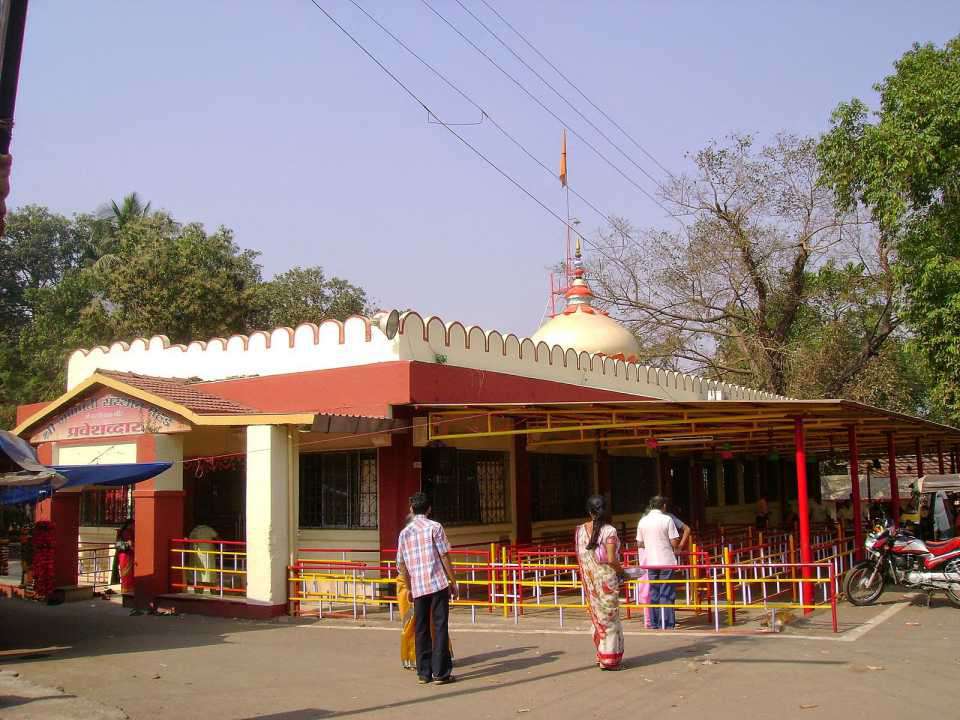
559, 129, 568, 187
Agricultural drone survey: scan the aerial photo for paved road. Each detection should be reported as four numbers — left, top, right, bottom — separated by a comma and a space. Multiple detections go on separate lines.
1, 593, 958, 719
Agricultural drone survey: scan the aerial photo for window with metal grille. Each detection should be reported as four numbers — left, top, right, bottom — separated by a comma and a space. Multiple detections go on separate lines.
422, 448, 508, 525
704, 463, 719, 506
610, 456, 656, 514
80, 486, 132, 526
299, 450, 378, 529
722, 461, 739, 505
531, 454, 592, 521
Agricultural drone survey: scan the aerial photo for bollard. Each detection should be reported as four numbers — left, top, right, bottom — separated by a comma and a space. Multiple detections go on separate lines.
501, 546, 509, 618
723, 546, 735, 626
788, 535, 798, 603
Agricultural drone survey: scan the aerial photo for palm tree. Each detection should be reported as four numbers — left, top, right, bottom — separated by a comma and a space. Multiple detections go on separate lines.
90, 192, 153, 271
108, 192, 152, 228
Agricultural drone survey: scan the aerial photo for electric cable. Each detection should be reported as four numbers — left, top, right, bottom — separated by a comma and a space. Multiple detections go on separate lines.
476, 0, 676, 181
306, 0, 593, 245
418, 0, 675, 217
453, 0, 671, 188
344, 0, 617, 230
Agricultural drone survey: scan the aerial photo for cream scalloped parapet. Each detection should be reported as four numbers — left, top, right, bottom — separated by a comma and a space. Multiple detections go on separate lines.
66, 311, 784, 401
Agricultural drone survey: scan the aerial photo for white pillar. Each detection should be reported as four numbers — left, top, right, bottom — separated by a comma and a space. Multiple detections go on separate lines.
152, 434, 184, 491
245, 425, 291, 607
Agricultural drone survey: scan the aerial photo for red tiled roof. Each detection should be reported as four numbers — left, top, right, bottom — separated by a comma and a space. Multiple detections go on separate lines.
865, 453, 949, 481
98, 371, 261, 415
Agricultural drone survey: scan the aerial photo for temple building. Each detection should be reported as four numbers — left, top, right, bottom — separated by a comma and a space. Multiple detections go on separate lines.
12, 256, 960, 616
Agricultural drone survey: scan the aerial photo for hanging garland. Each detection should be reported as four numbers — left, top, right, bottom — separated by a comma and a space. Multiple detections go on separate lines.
184, 455, 244, 478
30, 521, 56, 600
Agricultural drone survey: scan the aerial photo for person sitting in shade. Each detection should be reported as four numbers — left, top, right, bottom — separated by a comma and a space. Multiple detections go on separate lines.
188, 522, 219, 593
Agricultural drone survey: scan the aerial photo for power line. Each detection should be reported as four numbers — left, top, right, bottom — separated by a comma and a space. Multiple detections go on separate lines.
418, 0, 675, 218
306, 0, 590, 245
477, 0, 676, 181
453, 0, 670, 189
344, 0, 616, 230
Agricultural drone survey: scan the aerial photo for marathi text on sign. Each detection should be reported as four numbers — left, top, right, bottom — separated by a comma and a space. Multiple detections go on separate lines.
30, 388, 190, 443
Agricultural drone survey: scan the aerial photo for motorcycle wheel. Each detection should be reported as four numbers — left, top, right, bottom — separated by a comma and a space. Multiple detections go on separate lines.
844, 562, 885, 606
945, 586, 960, 608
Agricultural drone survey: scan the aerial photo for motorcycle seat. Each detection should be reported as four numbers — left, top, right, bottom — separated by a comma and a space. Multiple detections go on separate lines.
925, 537, 960, 556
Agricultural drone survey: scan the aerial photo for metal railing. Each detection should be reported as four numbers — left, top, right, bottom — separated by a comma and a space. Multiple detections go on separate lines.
77, 542, 114, 593
169, 538, 247, 598
287, 543, 840, 632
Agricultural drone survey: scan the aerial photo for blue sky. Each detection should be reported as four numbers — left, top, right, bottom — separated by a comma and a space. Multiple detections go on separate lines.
10, 1, 959, 337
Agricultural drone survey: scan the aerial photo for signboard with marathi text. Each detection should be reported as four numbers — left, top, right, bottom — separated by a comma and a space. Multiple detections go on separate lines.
29, 387, 191, 443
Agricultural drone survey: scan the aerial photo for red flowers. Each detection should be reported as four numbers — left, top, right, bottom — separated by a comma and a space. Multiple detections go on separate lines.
29, 521, 56, 600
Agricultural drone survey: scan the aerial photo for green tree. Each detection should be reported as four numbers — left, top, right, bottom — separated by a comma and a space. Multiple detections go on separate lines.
591, 134, 898, 399
252, 266, 369, 329
99, 213, 262, 344
819, 35, 960, 419
1, 197, 373, 427
0, 205, 91, 329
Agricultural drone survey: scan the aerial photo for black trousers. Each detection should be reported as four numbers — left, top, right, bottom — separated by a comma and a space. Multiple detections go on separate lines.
413, 588, 452, 680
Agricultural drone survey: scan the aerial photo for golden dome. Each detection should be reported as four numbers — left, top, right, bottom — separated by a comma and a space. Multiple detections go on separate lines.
531, 263, 641, 362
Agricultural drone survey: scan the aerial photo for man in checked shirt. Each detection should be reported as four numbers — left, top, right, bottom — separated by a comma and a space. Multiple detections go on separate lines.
397, 492, 459, 684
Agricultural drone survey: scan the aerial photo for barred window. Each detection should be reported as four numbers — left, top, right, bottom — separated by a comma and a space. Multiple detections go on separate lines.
531, 454, 592, 522
722, 461, 739, 505
610, 456, 656, 515
423, 448, 508, 525
80, 487, 132, 526
299, 450, 378, 529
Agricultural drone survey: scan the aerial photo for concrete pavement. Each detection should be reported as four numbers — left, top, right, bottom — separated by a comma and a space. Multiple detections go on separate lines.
1, 592, 958, 719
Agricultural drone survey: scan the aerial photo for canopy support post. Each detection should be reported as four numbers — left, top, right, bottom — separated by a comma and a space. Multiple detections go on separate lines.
794, 418, 813, 613
887, 433, 899, 526
848, 426, 863, 562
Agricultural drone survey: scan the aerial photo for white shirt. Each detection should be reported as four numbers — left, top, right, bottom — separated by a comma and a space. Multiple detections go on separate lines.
636, 509, 680, 566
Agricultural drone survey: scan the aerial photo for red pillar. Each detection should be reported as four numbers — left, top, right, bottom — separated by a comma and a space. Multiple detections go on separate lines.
377, 426, 421, 554
886, 433, 899, 526
794, 418, 813, 611
937, 441, 945, 474
514, 435, 532, 545
132, 435, 184, 607
34, 493, 81, 588
915, 439, 924, 479
848, 426, 863, 561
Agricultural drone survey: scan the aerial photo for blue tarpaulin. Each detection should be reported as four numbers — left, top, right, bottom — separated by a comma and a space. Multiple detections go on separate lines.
0, 427, 173, 504
0, 429, 65, 489
0, 462, 172, 505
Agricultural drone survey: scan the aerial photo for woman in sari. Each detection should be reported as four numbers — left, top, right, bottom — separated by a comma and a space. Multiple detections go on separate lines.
576, 495, 624, 670
397, 572, 417, 669
111, 519, 135, 594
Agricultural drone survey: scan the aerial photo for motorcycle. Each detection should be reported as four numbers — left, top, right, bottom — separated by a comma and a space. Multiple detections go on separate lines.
843, 524, 960, 607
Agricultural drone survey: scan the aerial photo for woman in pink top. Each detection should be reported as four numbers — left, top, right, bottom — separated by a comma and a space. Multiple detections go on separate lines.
575, 495, 625, 670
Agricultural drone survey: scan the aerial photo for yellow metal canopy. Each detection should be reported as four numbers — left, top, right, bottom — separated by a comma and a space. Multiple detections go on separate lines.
417, 399, 960, 457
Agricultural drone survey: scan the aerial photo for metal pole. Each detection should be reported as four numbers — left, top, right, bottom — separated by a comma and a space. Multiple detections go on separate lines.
887, 433, 900, 526
794, 418, 813, 612
0, 0, 27, 154
848, 426, 864, 561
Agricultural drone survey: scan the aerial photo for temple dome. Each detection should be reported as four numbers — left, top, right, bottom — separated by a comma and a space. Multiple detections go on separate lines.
531, 263, 641, 363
